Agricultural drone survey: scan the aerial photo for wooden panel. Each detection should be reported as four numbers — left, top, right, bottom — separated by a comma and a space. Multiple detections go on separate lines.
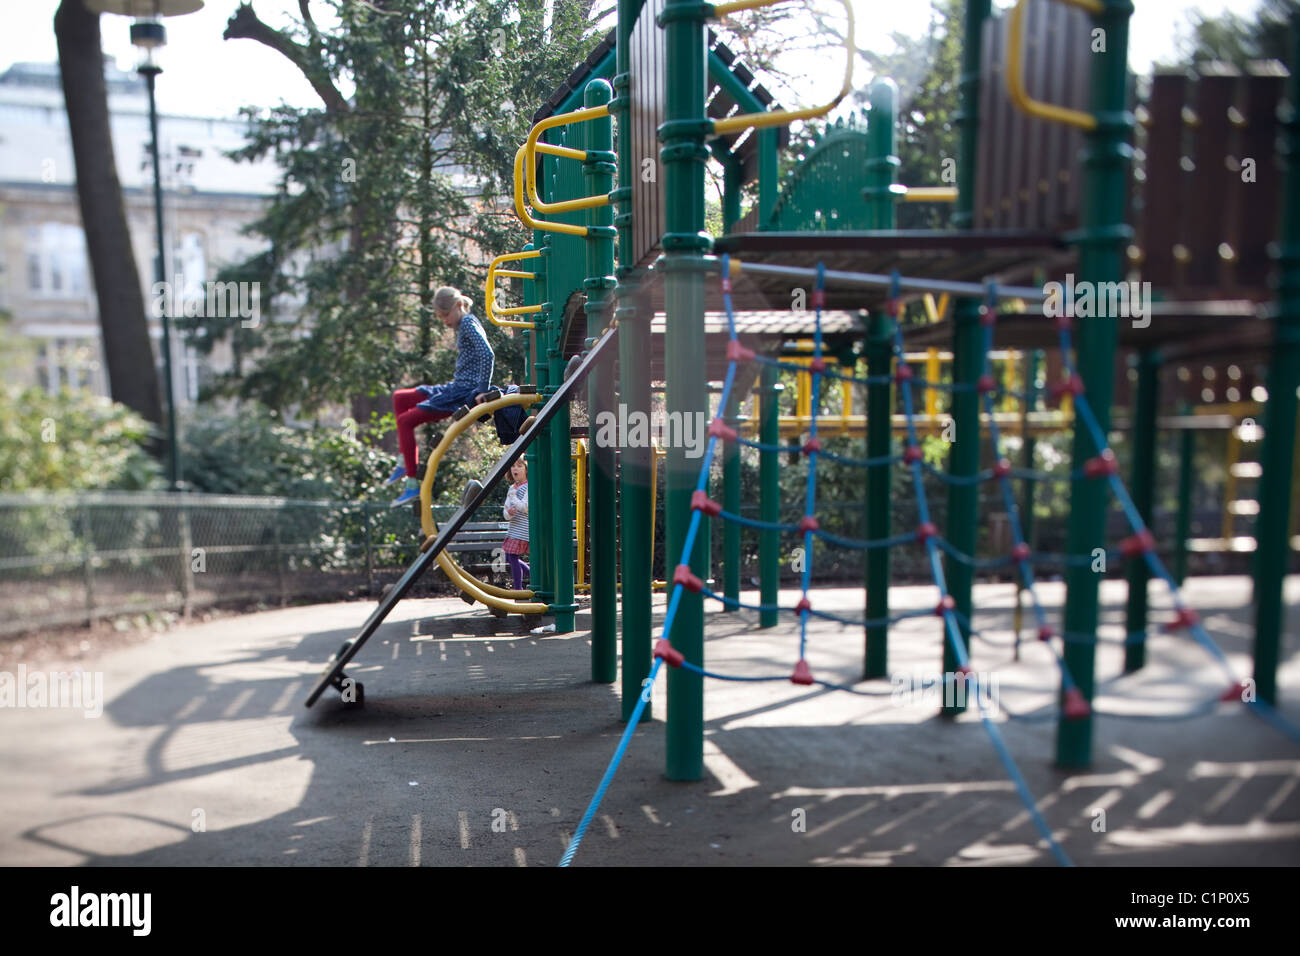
973, 5, 1089, 233
974, 12, 1000, 229
1236, 66, 1286, 289
629, 0, 667, 270
1186, 71, 1239, 291
1137, 73, 1190, 290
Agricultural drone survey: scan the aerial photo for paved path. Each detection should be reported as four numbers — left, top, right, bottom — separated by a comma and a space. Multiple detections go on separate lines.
1, 577, 1298, 866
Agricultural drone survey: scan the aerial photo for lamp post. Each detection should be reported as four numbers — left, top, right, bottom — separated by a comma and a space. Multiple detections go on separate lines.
84, 0, 202, 491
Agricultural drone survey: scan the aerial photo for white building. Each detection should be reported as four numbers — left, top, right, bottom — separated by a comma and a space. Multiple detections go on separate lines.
0, 59, 278, 404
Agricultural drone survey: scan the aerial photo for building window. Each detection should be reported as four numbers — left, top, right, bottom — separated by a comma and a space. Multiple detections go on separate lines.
26, 223, 88, 298
35, 337, 104, 395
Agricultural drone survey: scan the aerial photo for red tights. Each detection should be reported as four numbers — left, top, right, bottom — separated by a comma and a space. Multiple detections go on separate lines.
393, 388, 450, 476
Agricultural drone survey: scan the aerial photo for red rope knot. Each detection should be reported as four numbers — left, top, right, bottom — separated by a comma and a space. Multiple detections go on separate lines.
795, 595, 812, 614
1037, 625, 1053, 642
1051, 373, 1085, 401
725, 339, 755, 364
810, 288, 825, 310
934, 594, 956, 616
791, 659, 814, 685
979, 305, 998, 327
707, 417, 738, 442
1055, 314, 1073, 333
1120, 528, 1156, 559
895, 362, 914, 383
903, 444, 924, 464
1164, 606, 1200, 633
798, 515, 819, 533
992, 458, 1012, 479
653, 638, 684, 668
1084, 449, 1118, 478
671, 563, 703, 594
977, 374, 997, 395
691, 489, 721, 517
802, 436, 822, 455
1011, 542, 1032, 563
1063, 687, 1091, 720
915, 521, 938, 543
1220, 681, 1248, 703
885, 298, 900, 318
720, 276, 733, 295
808, 356, 827, 374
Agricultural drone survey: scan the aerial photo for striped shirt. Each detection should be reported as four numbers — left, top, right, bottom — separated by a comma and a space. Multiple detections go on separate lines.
504, 482, 529, 541
416, 313, 496, 412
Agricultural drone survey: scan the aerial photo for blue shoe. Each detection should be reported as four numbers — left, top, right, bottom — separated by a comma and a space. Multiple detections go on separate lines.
392, 478, 420, 507
383, 464, 406, 486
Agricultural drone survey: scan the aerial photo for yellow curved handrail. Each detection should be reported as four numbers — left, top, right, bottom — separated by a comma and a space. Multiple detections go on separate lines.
486, 250, 542, 330
710, 0, 855, 136
523, 104, 613, 215
416, 391, 547, 614
1005, 0, 1101, 132
514, 147, 589, 237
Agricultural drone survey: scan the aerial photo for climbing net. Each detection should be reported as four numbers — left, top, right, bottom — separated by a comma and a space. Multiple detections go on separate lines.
559, 257, 1299, 867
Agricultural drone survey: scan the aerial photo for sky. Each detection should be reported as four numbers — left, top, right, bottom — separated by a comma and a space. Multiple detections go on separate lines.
0, 0, 1276, 120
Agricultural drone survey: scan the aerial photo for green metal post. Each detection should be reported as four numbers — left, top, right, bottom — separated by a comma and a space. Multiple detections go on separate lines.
759, 368, 782, 628
1057, 0, 1134, 768
543, 222, 577, 632
862, 78, 899, 679
1252, 12, 1300, 707
1124, 348, 1161, 672
614, 0, 653, 720
953, 0, 992, 232
944, 301, 981, 716
584, 79, 619, 681
758, 129, 778, 228
531, 239, 554, 602
1173, 409, 1194, 586
723, 388, 741, 610
937, 0, 993, 709
865, 314, 893, 678
719, 146, 742, 232
660, 0, 710, 781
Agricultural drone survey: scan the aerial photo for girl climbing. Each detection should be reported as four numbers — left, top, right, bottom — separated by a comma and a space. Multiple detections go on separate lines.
387, 286, 495, 505
502, 457, 529, 589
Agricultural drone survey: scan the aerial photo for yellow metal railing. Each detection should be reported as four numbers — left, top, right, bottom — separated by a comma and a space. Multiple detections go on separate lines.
1005, 0, 1102, 131
901, 186, 958, 203
710, 0, 855, 136
514, 147, 589, 237
485, 250, 542, 329
523, 105, 613, 214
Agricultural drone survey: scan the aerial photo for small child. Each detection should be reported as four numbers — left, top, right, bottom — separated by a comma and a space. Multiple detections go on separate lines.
502, 457, 529, 589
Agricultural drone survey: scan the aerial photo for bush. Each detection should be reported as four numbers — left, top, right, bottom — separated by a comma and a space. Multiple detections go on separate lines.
0, 384, 163, 493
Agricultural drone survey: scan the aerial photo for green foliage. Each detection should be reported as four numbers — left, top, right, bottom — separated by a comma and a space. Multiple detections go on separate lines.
0, 385, 163, 493
193, 0, 603, 416
1169, 0, 1298, 68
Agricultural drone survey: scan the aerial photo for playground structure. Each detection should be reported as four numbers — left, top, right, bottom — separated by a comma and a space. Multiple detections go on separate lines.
307, 0, 1300, 865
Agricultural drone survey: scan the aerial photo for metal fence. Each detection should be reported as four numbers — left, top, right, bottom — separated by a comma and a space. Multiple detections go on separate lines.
0, 491, 1236, 637
0, 492, 462, 636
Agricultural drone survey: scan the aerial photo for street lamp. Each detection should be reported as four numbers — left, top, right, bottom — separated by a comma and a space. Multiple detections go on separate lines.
84, 0, 203, 491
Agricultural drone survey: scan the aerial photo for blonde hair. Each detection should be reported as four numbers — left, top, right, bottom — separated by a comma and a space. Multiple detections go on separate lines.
433, 286, 473, 314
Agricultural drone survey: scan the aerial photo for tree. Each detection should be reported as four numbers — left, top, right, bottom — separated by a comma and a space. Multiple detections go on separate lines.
54, 0, 164, 435
193, 0, 604, 425
1170, 0, 1299, 69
